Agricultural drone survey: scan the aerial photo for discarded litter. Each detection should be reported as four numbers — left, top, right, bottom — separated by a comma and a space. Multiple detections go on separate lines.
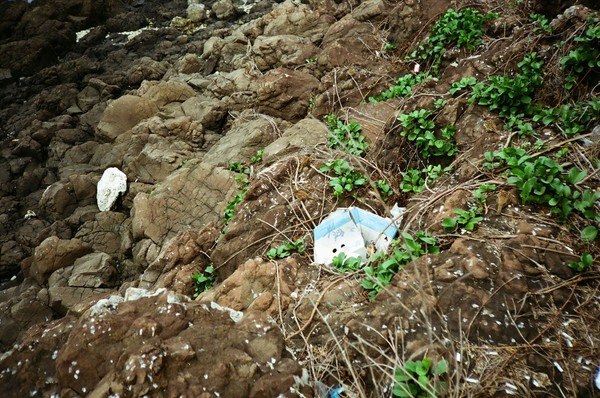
96, 167, 127, 212
314, 206, 400, 265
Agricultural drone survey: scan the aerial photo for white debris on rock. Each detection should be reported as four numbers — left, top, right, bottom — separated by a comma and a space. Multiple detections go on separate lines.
124, 287, 166, 302
210, 301, 243, 323
96, 167, 127, 212
89, 295, 124, 317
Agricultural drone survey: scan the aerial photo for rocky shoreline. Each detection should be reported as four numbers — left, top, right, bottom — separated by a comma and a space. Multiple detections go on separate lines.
0, 0, 599, 396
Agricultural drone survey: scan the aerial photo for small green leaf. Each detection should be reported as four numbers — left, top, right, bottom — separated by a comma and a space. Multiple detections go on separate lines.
581, 226, 598, 242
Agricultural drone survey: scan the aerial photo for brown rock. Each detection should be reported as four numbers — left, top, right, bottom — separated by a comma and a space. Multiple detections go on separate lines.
138, 79, 197, 108
255, 68, 319, 121
74, 212, 133, 259
30, 236, 92, 283
262, 117, 327, 160
253, 35, 319, 72
181, 97, 228, 129
96, 95, 159, 142
131, 163, 236, 244
202, 115, 280, 167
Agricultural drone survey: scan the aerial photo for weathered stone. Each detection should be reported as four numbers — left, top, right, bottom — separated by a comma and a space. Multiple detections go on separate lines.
30, 236, 92, 284
127, 56, 168, 86
254, 68, 319, 121
263, 6, 336, 42
131, 163, 236, 244
138, 79, 197, 108
181, 97, 228, 129
139, 227, 218, 289
202, 116, 279, 167
252, 35, 319, 71
76, 86, 101, 113
212, 0, 237, 20
74, 211, 133, 259
203, 257, 299, 317
0, 288, 294, 397
123, 136, 195, 184
96, 95, 159, 142
262, 118, 327, 160
39, 180, 78, 220
318, 35, 381, 68
68, 252, 117, 288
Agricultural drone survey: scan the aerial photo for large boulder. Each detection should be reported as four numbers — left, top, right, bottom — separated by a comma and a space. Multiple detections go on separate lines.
131, 162, 237, 245
96, 95, 159, 142
29, 236, 92, 284
0, 288, 302, 397
252, 35, 319, 72
74, 211, 133, 259
254, 68, 319, 121
202, 115, 281, 167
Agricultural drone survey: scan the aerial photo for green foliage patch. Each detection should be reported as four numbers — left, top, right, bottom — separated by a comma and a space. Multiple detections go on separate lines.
320, 159, 367, 198
393, 358, 448, 398
266, 239, 305, 260
400, 165, 451, 194
362, 231, 439, 299
369, 73, 429, 103
192, 265, 216, 298
410, 8, 497, 75
470, 53, 544, 118
325, 115, 369, 157
484, 147, 600, 223
398, 109, 457, 158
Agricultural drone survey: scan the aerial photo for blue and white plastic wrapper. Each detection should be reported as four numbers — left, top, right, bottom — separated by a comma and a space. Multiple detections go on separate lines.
595, 366, 600, 390
313, 207, 398, 265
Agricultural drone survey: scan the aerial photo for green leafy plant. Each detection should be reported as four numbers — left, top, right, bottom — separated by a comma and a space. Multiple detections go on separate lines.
473, 183, 496, 208
384, 42, 398, 51
560, 17, 600, 75
410, 8, 497, 74
531, 99, 599, 137
375, 179, 394, 201
192, 265, 216, 298
484, 147, 600, 222
581, 225, 598, 242
332, 252, 363, 272
470, 52, 544, 118
530, 13, 552, 33
398, 109, 457, 158
224, 193, 245, 224
266, 239, 305, 259
362, 231, 439, 299
443, 207, 484, 232
251, 149, 263, 163
305, 56, 317, 64
325, 115, 369, 157
433, 98, 448, 110
400, 165, 451, 193
393, 358, 448, 398
369, 73, 429, 102
320, 159, 367, 198
568, 253, 593, 272
449, 76, 477, 95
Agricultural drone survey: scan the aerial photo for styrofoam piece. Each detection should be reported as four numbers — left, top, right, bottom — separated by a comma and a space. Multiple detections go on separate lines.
390, 203, 407, 227
313, 207, 398, 265
96, 167, 127, 212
